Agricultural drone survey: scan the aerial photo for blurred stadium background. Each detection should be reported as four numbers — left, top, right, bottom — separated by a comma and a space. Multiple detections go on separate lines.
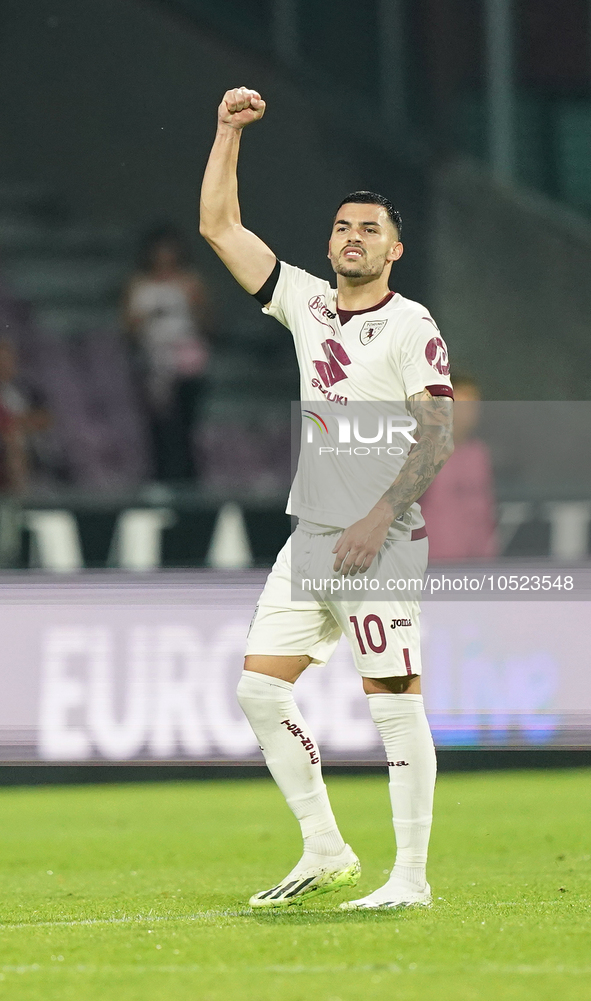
0, 0, 590, 766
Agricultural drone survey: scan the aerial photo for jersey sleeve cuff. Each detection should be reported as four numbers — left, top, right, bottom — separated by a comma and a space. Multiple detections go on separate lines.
425, 384, 454, 399
406, 382, 454, 400
252, 258, 280, 306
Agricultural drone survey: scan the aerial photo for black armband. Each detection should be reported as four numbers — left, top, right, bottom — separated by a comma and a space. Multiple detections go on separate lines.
253, 259, 280, 305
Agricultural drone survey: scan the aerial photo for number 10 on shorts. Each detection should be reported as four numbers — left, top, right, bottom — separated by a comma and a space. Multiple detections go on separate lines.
349, 614, 387, 654
349, 614, 413, 674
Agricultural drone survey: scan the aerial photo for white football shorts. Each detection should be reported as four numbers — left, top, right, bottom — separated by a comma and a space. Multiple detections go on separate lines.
245, 524, 428, 678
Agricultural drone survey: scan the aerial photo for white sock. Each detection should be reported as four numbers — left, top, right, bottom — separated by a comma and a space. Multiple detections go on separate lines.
237, 671, 345, 857
367, 693, 436, 889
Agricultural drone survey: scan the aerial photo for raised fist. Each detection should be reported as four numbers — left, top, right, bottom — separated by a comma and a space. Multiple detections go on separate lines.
218, 87, 266, 130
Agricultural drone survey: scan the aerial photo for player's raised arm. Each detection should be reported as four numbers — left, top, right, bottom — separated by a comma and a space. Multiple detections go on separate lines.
199, 88, 277, 296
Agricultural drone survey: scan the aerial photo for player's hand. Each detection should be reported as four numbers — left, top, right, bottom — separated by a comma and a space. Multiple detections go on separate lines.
332, 502, 393, 576
218, 87, 266, 131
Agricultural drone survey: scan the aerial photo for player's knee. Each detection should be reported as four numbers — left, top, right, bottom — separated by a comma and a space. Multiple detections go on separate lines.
236, 670, 256, 705
243, 654, 310, 684
237, 664, 297, 718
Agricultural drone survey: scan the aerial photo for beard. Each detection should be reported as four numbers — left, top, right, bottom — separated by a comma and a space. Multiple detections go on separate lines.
330, 252, 388, 280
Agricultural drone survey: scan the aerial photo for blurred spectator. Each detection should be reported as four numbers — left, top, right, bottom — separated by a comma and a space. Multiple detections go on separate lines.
122, 224, 213, 483
0, 399, 26, 494
0, 337, 53, 495
420, 373, 498, 560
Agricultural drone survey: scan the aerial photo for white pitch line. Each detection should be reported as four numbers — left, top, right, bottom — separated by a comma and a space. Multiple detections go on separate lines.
0, 911, 251, 931
3, 963, 591, 976
1, 900, 588, 932
494, 901, 591, 909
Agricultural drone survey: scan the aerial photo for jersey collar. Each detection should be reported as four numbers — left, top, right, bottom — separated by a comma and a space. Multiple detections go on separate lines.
336, 290, 395, 326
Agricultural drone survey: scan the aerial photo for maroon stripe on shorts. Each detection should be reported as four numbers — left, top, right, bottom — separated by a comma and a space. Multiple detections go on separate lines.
410, 525, 428, 541
403, 648, 412, 675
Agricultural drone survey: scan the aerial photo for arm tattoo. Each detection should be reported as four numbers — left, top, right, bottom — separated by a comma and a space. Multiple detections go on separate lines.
380, 390, 454, 521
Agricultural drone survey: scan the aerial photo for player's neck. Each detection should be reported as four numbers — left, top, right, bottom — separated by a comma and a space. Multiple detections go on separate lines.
336, 276, 392, 312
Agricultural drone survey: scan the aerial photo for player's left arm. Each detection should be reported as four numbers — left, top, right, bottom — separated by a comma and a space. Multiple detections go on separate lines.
382, 389, 454, 514
332, 389, 454, 575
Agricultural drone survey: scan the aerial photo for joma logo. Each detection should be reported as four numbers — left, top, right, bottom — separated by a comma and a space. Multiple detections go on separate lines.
390, 618, 412, 629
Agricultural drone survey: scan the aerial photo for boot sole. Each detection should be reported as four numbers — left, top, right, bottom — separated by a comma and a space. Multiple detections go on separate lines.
340, 895, 432, 911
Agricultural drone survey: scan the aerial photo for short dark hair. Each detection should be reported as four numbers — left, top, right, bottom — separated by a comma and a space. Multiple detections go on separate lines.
335, 191, 402, 238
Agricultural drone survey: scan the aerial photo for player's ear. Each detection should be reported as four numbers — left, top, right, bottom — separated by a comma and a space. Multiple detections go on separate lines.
387, 242, 403, 264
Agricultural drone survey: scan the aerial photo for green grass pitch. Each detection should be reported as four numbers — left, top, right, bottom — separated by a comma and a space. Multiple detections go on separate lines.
0, 770, 590, 1001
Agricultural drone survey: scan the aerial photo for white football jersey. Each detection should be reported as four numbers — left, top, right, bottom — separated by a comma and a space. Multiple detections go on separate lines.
262, 262, 453, 533
264, 263, 452, 404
